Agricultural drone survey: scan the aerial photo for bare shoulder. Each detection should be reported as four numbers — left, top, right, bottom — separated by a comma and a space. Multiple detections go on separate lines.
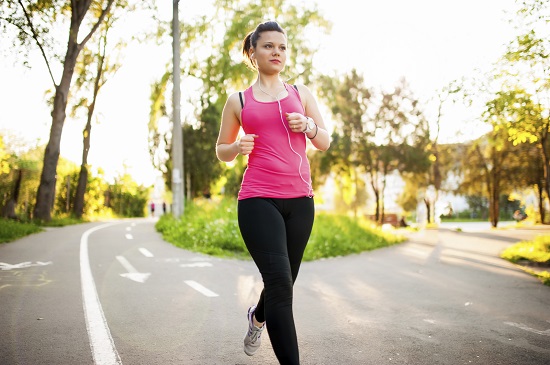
226, 91, 243, 107
224, 91, 244, 115
294, 84, 317, 108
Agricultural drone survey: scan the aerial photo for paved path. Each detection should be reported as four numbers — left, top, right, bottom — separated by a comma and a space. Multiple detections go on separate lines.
0, 220, 549, 364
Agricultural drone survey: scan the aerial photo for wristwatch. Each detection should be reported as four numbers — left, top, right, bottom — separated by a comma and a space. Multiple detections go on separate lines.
304, 117, 315, 133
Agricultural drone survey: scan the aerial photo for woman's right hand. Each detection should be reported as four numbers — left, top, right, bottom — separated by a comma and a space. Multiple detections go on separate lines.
237, 134, 258, 155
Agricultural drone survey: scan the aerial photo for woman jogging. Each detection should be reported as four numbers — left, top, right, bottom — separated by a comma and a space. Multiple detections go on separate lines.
216, 21, 330, 364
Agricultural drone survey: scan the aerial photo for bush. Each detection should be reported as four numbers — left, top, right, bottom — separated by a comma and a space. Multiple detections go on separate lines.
500, 235, 550, 264
501, 235, 550, 286
156, 199, 406, 261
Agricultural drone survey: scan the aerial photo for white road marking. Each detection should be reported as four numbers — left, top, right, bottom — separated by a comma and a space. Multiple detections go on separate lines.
139, 248, 154, 258
125, 233, 133, 240
0, 261, 52, 270
184, 280, 219, 297
180, 262, 212, 268
125, 227, 131, 231
504, 321, 550, 336
80, 222, 122, 365
115, 256, 150, 283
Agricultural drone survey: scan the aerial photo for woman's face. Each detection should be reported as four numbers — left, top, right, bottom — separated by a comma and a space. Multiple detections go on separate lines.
253, 31, 287, 74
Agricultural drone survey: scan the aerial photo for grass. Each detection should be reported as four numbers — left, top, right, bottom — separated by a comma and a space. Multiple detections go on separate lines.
155, 198, 406, 261
0, 219, 43, 243
501, 235, 550, 286
0, 216, 86, 244
156, 199, 247, 259
303, 213, 405, 261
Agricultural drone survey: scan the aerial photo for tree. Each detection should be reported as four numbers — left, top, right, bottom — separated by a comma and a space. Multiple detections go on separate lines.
70, 9, 124, 218
496, 0, 550, 222
317, 69, 372, 217
369, 78, 431, 223
459, 126, 516, 227
1, 0, 116, 221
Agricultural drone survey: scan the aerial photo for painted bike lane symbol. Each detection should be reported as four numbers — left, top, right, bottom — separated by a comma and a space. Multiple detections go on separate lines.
0, 261, 53, 270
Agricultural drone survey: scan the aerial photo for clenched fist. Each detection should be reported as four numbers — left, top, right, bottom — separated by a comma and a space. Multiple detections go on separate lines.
238, 134, 259, 155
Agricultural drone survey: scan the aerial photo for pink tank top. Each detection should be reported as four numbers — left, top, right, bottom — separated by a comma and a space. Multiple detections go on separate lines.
238, 83, 313, 200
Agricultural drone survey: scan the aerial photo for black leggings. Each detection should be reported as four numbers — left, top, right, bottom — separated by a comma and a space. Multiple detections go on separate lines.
238, 197, 315, 365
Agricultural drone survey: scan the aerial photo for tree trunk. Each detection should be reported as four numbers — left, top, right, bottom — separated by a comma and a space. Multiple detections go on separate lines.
424, 198, 431, 224
489, 164, 500, 228
74, 109, 92, 218
369, 170, 380, 222
536, 184, 545, 224
2, 169, 23, 219
539, 132, 550, 224
74, 77, 99, 218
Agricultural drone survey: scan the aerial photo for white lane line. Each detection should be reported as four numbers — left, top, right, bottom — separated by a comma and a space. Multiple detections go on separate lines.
80, 223, 122, 365
180, 262, 212, 268
184, 280, 219, 297
139, 248, 154, 258
125, 233, 133, 240
504, 321, 550, 336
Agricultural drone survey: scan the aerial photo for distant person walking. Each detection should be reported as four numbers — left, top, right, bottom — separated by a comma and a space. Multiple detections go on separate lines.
150, 201, 155, 217
216, 21, 330, 365
162, 201, 167, 215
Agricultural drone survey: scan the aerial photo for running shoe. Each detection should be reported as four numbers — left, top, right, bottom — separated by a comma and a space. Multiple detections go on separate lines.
243, 305, 264, 356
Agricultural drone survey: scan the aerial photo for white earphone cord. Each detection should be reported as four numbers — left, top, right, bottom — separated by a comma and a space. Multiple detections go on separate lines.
258, 77, 313, 197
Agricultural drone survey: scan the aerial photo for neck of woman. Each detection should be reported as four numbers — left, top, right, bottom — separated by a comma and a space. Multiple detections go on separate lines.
257, 75, 285, 99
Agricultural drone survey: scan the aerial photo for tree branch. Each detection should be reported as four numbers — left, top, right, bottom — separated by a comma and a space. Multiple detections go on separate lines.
16, 0, 57, 86
78, 0, 115, 49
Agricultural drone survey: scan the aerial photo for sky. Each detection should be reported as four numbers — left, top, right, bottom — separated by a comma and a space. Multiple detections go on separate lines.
0, 0, 519, 186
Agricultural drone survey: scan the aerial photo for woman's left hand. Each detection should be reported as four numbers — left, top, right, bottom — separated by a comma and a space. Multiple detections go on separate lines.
285, 112, 306, 133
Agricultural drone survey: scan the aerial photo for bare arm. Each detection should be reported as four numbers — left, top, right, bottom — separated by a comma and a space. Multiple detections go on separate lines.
287, 84, 331, 151
216, 92, 258, 162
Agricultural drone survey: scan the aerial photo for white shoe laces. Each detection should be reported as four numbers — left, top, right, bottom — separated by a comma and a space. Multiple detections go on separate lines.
247, 324, 263, 344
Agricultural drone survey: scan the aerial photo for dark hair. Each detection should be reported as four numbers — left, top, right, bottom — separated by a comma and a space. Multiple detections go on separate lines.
242, 21, 286, 70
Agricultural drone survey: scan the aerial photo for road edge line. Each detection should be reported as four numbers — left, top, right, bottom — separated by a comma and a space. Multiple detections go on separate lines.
80, 222, 123, 365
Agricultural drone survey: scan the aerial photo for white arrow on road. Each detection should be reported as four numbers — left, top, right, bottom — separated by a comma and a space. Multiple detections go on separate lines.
115, 256, 150, 283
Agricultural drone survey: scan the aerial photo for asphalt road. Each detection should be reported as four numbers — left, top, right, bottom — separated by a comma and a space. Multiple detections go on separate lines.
0, 219, 549, 365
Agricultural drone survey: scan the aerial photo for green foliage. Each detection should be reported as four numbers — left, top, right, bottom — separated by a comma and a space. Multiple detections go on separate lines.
0, 135, 149, 220
106, 173, 150, 218
0, 219, 42, 243
156, 198, 405, 261
156, 198, 246, 258
501, 235, 550, 264
501, 234, 550, 286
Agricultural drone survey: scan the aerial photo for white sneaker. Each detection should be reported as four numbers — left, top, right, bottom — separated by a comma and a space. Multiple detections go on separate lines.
243, 305, 264, 356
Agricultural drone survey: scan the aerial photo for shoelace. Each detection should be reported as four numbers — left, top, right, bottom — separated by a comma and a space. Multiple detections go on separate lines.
248, 324, 263, 343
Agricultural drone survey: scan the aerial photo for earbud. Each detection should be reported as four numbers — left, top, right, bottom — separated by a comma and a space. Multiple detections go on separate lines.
251, 53, 255, 58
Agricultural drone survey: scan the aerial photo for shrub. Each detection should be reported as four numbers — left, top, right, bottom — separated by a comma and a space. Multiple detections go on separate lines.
501, 235, 550, 263
501, 235, 550, 286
